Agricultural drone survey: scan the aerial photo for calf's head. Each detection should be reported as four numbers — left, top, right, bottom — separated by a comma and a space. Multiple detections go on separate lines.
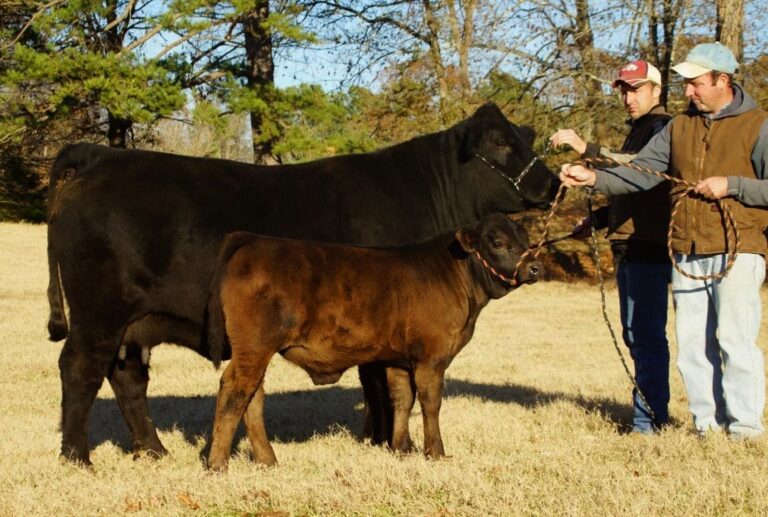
455, 213, 541, 297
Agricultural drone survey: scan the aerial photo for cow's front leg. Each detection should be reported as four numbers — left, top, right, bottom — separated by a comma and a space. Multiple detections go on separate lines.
242, 378, 277, 466
414, 362, 446, 459
108, 347, 167, 459
386, 366, 415, 453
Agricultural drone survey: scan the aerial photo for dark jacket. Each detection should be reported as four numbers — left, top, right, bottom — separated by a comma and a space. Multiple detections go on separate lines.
584, 105, 671, 262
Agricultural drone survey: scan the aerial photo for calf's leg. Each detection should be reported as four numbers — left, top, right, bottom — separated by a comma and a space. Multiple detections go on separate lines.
242, 379, 277, 465
208, 354, 272, 471
414, 363, 446, 458
386, 366, 415, 453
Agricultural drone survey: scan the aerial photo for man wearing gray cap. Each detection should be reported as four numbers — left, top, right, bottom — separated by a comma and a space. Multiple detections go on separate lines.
559, 42, 768, 440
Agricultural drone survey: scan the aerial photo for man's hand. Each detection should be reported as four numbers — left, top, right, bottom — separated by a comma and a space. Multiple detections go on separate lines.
559, 163, 597, 188
693, 176, 729, 200
571, 216, 592, 239
549, 129, 588, 155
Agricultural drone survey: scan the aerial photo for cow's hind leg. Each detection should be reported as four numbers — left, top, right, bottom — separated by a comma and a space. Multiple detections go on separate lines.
242, 379, 277, 466
359, 362, 393, 445
58, 326, 120, 466
386, 366, 415, 453
108, 346, 167, 459
414, 362, 446, 459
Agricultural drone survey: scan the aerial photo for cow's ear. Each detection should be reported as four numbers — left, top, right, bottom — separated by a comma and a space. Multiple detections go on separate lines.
517, 125, 536, 148
455, 227, 478, 252
458, 124, 480, 163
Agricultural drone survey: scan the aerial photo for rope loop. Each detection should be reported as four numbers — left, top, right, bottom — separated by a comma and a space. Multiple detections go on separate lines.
577, 156, 740, 281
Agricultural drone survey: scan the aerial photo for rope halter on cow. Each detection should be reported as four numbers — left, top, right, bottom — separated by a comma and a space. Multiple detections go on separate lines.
474, 141, 556, 200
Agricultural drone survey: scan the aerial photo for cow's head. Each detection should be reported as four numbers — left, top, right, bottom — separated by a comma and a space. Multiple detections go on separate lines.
456, 213, 541, 298
457, 103, 559, 211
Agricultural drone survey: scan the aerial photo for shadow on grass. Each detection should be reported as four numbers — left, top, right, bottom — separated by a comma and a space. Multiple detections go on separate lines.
90, 379, 635, 454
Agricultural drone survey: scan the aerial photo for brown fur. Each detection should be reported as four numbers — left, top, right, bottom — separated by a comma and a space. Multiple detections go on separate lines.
206, 214, 539, 470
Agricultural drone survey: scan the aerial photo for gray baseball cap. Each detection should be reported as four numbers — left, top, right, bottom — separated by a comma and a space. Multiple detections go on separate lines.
672, 42, 739, 78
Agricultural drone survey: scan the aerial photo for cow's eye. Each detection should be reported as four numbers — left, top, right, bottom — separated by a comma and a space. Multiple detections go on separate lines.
492, 240, 504, 249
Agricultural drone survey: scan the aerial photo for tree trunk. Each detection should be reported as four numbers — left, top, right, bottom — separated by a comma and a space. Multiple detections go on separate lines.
243, 0, 279, 164
646, 0, 684, 109
716, 0, 744, 62
445, 0, 475, 102
422, 0, 450, 126
107, 113, 132, 148
104, 0, 133, 148
573, 0, 608, 142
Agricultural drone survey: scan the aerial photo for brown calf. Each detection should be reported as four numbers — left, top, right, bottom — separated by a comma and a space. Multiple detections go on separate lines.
204, 213, 540, 471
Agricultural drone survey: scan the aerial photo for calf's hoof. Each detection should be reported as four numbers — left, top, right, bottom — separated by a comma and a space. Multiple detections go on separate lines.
389, 437, 415, 455
206, 459, 229, 473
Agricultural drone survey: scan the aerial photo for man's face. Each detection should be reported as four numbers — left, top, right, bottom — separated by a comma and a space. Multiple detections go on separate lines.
684, 73, 729, 113
619, 82, 660, 120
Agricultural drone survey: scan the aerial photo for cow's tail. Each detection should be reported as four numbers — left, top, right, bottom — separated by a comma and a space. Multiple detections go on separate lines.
46, 238, 68, 341
202, 233, 252, 368
46, 145, 92, 342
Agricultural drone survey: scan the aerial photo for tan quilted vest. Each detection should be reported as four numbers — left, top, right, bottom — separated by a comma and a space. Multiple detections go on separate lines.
668, 108, 768, 255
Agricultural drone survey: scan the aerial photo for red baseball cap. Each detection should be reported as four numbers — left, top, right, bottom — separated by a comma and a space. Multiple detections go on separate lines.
612, 60, 662, 88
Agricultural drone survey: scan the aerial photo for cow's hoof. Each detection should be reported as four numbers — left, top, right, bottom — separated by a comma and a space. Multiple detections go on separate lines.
59, 452, 94, 470
132, 447, 168, 461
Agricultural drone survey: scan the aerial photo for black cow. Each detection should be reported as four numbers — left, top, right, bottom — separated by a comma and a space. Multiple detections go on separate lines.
46, 102, 557, 465
205, 214, 540, 470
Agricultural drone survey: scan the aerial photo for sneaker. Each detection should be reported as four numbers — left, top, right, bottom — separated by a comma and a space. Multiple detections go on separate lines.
727, 430, 762, 442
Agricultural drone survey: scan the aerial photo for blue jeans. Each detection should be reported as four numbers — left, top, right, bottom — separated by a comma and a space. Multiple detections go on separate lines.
616, 259, 672, 433
672, 253, 765, 437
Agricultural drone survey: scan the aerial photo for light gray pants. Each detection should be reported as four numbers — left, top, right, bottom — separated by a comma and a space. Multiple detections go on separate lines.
672, 252, 765, 437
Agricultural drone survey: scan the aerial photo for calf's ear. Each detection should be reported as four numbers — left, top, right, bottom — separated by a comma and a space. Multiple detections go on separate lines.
455, 227, 478, 253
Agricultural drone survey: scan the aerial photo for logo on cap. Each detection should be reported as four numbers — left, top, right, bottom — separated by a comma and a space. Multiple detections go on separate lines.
612, 60, 662, 88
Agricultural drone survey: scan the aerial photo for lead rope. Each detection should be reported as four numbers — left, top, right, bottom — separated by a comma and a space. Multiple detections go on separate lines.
477, 145, 667, 425
575, 155, 740, 429
578, 156, 740, 281
522, 181, 659, 425
585, 189, 659, 428
472, 182, 569, 288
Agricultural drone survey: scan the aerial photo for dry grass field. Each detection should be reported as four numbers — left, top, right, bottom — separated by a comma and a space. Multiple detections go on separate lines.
1, 221, 767, 516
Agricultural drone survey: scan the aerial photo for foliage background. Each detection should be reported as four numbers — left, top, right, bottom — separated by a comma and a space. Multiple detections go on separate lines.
2, 0, 767, 222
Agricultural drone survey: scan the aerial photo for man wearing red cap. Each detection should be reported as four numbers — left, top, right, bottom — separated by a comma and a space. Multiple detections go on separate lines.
560, 43, 768, 440
550, 60, 672, 435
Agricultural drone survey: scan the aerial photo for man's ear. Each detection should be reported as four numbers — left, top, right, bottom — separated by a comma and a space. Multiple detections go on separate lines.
455, 227, 478, 253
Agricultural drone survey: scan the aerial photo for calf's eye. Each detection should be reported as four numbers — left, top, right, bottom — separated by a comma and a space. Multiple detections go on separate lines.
492, 240, 503, 249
